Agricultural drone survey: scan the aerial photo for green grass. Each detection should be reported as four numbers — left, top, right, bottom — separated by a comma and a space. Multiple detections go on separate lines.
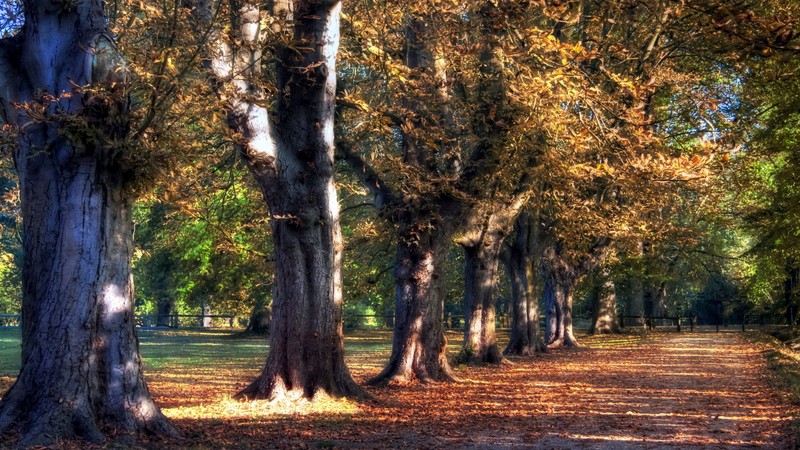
0, 328, 20, 377
0, 328, 414, 377
0, 328, 273, 375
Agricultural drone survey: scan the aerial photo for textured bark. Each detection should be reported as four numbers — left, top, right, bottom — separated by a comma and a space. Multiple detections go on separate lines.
368, 221, 457, 385
542, 268, 580, 348
0, 2, 176, 445
504, 213, 545, 356
540, 236, 609, 348
589, 270, 621, 335
200, 0, 364, 400
458, 238, 505, 365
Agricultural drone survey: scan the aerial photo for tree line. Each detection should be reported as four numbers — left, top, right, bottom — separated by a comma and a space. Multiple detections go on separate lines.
0, 0, 799, 446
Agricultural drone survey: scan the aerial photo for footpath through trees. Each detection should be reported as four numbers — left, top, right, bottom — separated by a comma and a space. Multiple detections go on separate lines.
105, 331, 796, 449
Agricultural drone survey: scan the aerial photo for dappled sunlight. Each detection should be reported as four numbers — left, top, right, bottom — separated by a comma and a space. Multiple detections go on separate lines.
0, 329, 794, 448
163, 395, 362, 421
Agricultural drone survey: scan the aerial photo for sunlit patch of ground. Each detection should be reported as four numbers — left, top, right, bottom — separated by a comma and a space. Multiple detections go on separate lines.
0, 328, 795, 448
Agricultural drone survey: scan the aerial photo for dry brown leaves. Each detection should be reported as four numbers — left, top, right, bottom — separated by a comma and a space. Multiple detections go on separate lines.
1, 331, 795, 449
140, 332, 793, 449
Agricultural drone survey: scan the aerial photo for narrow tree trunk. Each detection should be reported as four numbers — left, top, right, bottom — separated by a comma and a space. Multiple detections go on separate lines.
0, 4, 176, 445
459, 236, 506, 364
504, 214, 544, 355
368, 225, 456, 384
156, 296, 174, 327
627, 243, 647, 328
200, 301, 212, 328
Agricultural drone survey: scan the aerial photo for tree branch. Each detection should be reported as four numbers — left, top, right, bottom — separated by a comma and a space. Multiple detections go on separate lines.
336, 138, 396, 210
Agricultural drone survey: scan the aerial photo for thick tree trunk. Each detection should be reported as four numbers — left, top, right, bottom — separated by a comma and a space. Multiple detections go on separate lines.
239, 197, 363, 399
458, 236, 505, 365
543, 273, 580, 348
206, 0, 365, 401
541, 242, 582, 348
589, 270, 621, 335
0, 3, 175, 445
504, 214, 544, 356
368, 225, 456, 384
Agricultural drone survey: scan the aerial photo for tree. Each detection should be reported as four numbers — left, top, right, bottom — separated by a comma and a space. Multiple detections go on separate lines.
0, 0, 177, 445
198, 0, 365, 400
503, 211, 546, 355
587, 266, 621, 334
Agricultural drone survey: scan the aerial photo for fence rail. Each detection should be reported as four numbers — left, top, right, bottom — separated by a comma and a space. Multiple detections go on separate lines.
0, 312, 794, 331
136, 314, 238, 328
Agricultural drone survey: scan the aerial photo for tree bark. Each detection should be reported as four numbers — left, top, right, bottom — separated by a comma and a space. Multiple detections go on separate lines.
504, 213, 545, 356
541, 242, 582, 348
458, 236, 505, 364
368, 221, 457, 385
0, 3, 176, 445
199, 0, 365, 400
589, 269, 621, 335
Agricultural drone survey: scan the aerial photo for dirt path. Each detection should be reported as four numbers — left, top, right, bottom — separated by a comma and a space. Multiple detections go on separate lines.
493, 332, 795, 449
327, 332, 794, 450
145, 332, 795, 449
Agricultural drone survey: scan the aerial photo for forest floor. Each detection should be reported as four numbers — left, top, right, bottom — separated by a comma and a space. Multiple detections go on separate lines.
0, 329, 796, 449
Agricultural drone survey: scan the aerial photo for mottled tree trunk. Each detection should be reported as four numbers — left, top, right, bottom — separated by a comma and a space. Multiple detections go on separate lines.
0, 2, 176, 446
542, 243, 581, 348
202, 0, 364, 400
504, 214, 544, 356
589, 269, 621, 335
369, 225, 456, 384
239, 191, 362, 398
459, 236, 505, 364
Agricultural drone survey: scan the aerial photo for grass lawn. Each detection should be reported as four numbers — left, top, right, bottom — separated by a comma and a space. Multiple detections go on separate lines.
0, 327, 464, 396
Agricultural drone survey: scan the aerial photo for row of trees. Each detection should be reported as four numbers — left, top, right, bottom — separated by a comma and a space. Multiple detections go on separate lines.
0, 0, 798, 446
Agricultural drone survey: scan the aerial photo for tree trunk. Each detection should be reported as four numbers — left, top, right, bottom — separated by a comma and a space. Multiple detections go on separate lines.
541, 243, 581, 348
202, 0, 365, 401
368, 224, 456, 384
156, 296, 174, 327
504, 214, 544, 356
246, 297, 272, 335
458, 236, 505, 364
0, 3, 176, 446
200, 301, 212, 328
626, 243, 647, 328
589, 269, 621, 335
